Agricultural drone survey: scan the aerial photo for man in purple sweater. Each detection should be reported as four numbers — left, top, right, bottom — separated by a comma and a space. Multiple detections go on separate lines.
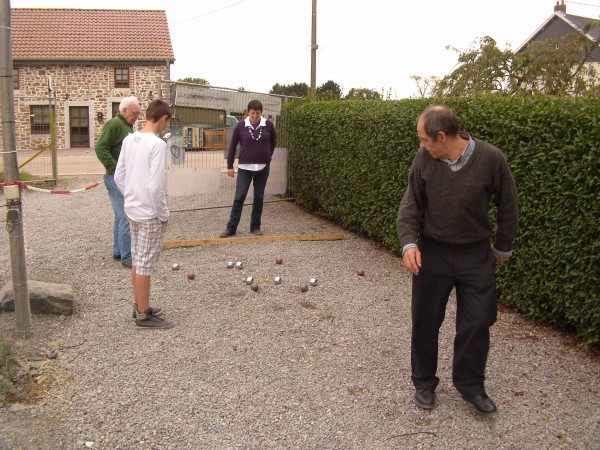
219, 100, 277, 237
397, 104, 518, 416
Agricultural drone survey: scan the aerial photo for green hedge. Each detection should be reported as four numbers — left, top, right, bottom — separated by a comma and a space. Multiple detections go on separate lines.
282, 96, 600, 345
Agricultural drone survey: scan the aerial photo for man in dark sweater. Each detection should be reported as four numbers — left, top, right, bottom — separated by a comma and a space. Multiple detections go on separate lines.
397, 104, 518, 416
219, 100, 277, 237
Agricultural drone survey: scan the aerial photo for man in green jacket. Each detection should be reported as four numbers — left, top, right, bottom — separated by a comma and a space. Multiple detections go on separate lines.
95, 96, 141, 268
397, 104, 518, 417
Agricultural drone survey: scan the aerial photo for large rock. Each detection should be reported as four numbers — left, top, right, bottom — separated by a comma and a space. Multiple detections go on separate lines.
0, 280, 74, 315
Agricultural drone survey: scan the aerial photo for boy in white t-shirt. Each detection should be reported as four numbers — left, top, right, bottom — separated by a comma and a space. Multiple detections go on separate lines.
115, 99, 173, 329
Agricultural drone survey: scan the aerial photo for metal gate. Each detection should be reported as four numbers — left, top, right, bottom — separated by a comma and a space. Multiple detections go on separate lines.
0, 92, 58, 183
163, 81, 293, 212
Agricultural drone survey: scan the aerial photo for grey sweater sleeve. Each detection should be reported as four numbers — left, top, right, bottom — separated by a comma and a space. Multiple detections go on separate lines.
397, 152, 426, 248
491, 152, 519, 252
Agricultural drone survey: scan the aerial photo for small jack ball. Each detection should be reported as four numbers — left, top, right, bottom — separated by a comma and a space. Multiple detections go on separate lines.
357, 268, 365, 276
275, 256, 283, 265
300, 283, 308, 293
251, 282, 259, 292
187, 272, 196, 280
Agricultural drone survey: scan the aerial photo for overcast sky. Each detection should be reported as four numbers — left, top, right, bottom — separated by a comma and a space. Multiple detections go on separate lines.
9, 0, 600, 98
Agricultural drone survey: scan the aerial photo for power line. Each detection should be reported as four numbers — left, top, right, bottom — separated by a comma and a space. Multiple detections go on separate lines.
172, 0, 247, 25
566, 1, 600, 7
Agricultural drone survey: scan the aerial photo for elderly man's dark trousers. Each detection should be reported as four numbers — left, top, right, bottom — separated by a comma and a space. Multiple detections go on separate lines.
410, 237, 497, 398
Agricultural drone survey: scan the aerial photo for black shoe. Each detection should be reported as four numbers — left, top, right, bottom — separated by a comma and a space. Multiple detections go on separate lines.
250, 229, 264, 236
415, 389, 435, 409
135, 308, 174, 329
462, 394, 497, 416
122, 259, 132, 269
219, 230, 236, 238
132, 305, 162, 320
113, 254, 121, 260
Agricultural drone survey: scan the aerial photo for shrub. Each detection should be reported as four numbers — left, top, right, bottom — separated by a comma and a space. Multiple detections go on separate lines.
282, 96, 600, 345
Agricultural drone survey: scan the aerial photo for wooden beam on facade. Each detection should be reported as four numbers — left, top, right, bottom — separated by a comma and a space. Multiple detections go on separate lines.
163, 233, 345, 249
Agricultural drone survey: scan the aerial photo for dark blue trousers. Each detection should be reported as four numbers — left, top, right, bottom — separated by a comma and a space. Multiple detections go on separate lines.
226, 166, 270, 233
410, 237, 497, 397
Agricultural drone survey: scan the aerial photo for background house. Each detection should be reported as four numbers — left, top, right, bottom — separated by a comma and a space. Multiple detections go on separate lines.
515, 0, 600, 63
3, 8, 174, 153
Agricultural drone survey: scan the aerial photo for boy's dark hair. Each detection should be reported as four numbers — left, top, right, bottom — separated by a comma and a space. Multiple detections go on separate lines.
418, 104, 460, 139
247, 100, 263, 112
146, 100, 172, 122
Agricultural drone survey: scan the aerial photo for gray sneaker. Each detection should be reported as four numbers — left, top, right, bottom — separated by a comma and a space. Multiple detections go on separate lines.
132, 304, 162, 320
135, 309, 174, 329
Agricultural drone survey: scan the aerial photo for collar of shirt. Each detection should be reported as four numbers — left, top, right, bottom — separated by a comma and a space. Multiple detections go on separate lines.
442, 136, 475, 170
244, 117, 267, 128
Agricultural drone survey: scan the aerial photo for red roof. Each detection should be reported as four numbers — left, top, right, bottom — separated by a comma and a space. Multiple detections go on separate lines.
11, 8, 175, 62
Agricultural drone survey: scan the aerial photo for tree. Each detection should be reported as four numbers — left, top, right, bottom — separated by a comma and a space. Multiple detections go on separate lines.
316, 80, 342, 99
270, 82, 309, 97
344, 87, 381, 100
428, 26, 599, 97
410, 75, 439, 98
178, 77, 209, 85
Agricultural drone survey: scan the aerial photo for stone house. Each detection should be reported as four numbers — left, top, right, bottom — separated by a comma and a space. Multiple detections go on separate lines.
4, 8, 174, 152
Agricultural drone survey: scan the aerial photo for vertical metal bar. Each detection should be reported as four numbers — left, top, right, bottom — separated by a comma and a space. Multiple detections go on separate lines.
1, 0, 31, 339
51, 90, 57, 183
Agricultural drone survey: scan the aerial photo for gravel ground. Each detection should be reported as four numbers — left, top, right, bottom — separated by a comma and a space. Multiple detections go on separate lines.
0, 176, 598, 449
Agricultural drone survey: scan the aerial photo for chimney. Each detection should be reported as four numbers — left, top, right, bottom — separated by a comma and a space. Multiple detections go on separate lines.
554, 0, 566, 13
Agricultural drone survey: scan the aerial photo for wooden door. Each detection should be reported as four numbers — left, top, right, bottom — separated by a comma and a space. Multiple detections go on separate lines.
69, 106, 89, 148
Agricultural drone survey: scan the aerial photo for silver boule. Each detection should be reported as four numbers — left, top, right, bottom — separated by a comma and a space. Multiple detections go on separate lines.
274, 276, 282, 285
245, 276, 254, 285
235, 261, 243, 269
309, 277, 318, 286
172, 263, 180, 270
226, 261, 234, 269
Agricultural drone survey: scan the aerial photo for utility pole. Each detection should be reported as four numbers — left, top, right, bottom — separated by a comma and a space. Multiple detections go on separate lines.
310, 0, 317, 100
1, 0, 31, 339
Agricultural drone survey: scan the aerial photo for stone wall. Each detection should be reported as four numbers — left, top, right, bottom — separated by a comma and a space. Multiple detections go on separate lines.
0, 62, 170, 153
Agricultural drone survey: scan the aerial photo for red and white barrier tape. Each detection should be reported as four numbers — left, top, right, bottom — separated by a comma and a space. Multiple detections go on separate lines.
1, 180, 103, 194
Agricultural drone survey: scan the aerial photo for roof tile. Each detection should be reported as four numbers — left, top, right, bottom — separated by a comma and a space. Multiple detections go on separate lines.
11, 8, 175, 62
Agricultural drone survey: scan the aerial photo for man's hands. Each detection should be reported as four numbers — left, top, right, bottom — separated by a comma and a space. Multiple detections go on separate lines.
227, 168, 234, 178
402, 247, 422, 275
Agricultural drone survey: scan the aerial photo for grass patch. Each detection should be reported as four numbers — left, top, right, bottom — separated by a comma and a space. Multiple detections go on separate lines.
0, 171, 33, 183
0, 332, 17, 404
